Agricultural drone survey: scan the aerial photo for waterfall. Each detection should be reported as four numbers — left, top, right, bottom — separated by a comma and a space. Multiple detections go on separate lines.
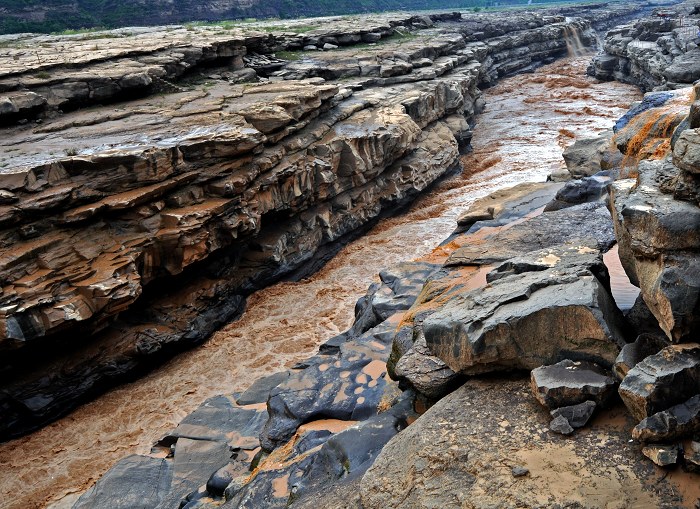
564, 25, 586, 57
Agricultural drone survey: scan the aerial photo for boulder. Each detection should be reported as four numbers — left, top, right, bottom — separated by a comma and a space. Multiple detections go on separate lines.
531, 360, 616, 409
424, 244, 626, 375
613, 333, 667, 381
562, 131, 621, 178
618, 344, 700, 421
610, 169, 700, 342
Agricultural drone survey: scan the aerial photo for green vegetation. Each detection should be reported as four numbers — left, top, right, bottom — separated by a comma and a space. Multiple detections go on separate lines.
275, 50, 303, 61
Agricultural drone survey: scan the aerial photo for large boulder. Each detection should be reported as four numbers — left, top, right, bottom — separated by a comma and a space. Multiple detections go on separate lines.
423, 244, 626, 375
562, 131, 621, 178
610, 164, 700, 342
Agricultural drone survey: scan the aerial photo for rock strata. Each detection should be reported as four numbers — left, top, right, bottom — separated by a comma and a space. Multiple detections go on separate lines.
0, 6, 625, 439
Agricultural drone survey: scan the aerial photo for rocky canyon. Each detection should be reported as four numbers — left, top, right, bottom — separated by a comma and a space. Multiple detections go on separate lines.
1, 0, 700, 508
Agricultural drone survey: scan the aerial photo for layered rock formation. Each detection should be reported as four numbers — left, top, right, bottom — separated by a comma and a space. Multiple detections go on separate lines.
0, 6, 640, 440
589, 0, 700, 90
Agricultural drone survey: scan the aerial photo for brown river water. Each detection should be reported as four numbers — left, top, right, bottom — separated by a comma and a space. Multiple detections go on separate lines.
0, 56, 641, 509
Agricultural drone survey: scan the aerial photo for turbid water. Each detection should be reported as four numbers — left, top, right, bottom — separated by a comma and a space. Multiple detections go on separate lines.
0, 55, 641, 509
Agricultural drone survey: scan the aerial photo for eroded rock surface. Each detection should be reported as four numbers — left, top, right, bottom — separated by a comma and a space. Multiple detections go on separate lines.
0, 7, 627, 439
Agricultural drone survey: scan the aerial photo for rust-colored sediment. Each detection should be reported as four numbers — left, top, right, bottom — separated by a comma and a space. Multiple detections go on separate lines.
0, 56, 642, 509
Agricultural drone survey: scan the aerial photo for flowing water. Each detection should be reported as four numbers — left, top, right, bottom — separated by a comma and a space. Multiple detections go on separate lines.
0, 56, 642, 509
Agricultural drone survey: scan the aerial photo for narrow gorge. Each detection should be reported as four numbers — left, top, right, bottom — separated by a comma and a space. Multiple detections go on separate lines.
1, 1, 700, 508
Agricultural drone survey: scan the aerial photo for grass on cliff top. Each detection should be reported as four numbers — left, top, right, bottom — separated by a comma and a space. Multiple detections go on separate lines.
184, 19, 320, 33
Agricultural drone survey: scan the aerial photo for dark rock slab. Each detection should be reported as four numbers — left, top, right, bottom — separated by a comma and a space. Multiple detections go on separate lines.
454, 181, 561, 233
543, 173, 613, 212
260, 319, 398, 451
633, 394, 700, 442
237, 371, 291, 406
446, 202, 616, 266
614, 92, 674, 132
550, 400, 597, 430
619, 344, 700, 421
641, 443, 679, 467
73, 455, 173, 509
613, 333, 667, 381
531, 360, 616, 410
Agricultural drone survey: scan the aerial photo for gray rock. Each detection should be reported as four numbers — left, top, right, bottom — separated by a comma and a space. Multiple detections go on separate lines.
610, 170, 700, 342
613, 333, 667, 381
641, 443, 679, 467
633, 394, 700, 442
619, 344, 700, 421
259, 320, 398, 451
664, 48, 700, 84
511, 466, 529, 477
236, 371, 291, 406
550, 400, 597, 429
73, 455, 173, 509
424, 244, 626, 376
531, 360, 617, 410
549, 414, 574, 435
543, 173, 613, 212
323, 43, 339, 50
447, 202, 616, 266
562, 131, 622, 178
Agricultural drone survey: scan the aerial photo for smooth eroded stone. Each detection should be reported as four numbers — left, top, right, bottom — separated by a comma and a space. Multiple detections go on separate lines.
619, 344, 700, 421
531, 360, 616, 410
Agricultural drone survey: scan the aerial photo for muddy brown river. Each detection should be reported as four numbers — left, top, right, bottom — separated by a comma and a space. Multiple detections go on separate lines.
0, 56, 641, 509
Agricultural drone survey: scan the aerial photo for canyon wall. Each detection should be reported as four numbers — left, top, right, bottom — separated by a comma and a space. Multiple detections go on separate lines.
0, 6, 653, 440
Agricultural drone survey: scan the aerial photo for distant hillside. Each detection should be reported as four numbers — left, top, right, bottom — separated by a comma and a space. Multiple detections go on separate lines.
0, 0, 579, 34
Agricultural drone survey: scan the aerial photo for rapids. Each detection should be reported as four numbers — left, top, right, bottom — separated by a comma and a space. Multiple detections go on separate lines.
0, 55, 641, 509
